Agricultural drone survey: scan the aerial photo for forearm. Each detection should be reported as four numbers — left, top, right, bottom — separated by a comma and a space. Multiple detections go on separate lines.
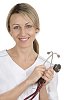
0, 79, 30, 100
39, 85, 48, 100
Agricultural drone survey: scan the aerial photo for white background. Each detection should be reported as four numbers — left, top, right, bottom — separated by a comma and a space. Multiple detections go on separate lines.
0, 0, 64, 100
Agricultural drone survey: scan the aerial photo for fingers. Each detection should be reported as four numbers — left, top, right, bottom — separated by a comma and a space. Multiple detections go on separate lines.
28, 65, 54, 85
36, 65, 46, 71
27, 65, 46, 85
42, 67, 54, 84
45, 67, 54, 77
35, 65, 46, 72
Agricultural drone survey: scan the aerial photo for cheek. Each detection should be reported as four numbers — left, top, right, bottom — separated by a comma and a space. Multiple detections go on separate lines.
10, 33, 18, 42
30, 34, 36, 42
10, 27, 19, 36
30, 30, 36, 37
10, 30, 18, 37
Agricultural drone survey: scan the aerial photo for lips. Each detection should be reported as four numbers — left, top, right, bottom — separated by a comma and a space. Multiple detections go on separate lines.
18, 37, 30, 42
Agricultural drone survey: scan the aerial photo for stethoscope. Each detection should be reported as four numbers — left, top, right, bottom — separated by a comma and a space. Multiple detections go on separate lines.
43, 51, 61, 72
24, 51, 61, 100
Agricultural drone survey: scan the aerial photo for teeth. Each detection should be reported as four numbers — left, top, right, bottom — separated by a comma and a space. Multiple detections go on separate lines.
21, 39, 28, 41
19, 38, 29, 41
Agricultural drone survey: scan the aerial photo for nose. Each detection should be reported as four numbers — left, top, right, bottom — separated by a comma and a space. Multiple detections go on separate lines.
20, 27, 26, 36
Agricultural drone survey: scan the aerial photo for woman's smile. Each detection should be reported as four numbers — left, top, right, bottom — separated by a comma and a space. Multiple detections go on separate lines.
18, 37, 30, 42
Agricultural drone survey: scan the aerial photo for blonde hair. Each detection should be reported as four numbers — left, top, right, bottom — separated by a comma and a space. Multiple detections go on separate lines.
6, 3, 40, 54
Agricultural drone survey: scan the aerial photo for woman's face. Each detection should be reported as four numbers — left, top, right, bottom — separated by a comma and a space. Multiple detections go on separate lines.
9, 13, 38, 48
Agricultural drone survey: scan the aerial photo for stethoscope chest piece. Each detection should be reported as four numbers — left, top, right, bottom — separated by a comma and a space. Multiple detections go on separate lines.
53, 64, 61, 72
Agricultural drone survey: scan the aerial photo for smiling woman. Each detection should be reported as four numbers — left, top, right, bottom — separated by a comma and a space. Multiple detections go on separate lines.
0, 3, 58, 100
9, 13, 38, 48
6, 3, 39, 53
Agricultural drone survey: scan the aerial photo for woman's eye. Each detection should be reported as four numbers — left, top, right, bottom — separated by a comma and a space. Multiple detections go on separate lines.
26, 25, 32, 28
13, 26, 20, 29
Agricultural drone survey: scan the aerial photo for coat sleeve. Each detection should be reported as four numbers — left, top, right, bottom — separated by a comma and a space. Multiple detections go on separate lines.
46, 72, 58, 100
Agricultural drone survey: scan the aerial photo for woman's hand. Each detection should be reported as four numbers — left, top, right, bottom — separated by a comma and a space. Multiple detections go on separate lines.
26, 66, 54, 86
42, 67, 54, 85
26, 65, 46, 85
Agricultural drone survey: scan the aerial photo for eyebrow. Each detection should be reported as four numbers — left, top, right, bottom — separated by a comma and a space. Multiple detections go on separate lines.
12, 22, 32, 26
25, 22, 32, 25
12, 24, 19, 26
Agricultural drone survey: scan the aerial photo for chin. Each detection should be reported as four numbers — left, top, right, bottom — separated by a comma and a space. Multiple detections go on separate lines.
18, 44, 32, 48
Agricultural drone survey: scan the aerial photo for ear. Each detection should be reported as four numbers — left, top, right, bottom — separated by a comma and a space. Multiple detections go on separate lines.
36, 28, 39, 33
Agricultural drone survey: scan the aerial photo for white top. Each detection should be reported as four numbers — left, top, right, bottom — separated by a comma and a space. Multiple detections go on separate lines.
0, 50, 58, 100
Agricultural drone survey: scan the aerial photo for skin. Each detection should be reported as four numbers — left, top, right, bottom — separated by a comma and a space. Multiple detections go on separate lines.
0, 13, 54, 100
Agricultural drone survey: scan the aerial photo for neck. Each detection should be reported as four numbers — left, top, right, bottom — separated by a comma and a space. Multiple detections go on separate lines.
12, 45, 37, 59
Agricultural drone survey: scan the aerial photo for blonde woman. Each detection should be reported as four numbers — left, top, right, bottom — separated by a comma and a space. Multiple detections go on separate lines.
0, 3, 58, 100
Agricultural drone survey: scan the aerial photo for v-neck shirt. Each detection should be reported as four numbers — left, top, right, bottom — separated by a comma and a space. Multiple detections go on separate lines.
0, 50, 58, 100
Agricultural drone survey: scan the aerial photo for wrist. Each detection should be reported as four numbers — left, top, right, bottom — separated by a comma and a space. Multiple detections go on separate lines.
25, 79, 32, 86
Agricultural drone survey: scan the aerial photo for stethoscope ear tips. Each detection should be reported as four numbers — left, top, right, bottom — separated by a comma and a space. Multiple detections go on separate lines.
47, 52, 51, 54
53, 64, 61, 72
57, 55, 60, 58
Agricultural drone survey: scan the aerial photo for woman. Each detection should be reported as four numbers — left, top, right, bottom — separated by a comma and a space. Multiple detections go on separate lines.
0, 3, 58, 100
